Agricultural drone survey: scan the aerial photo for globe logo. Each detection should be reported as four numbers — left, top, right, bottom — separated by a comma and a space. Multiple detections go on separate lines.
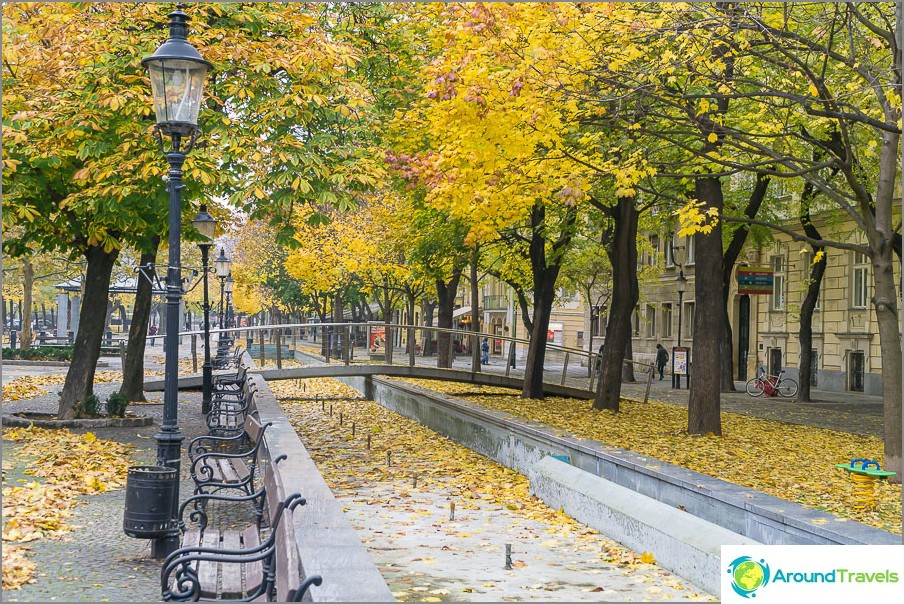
727, 556, 770, 598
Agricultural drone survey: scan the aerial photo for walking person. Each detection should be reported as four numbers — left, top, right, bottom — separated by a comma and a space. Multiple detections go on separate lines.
655, 343, 669, 380
480, 337, 490, 365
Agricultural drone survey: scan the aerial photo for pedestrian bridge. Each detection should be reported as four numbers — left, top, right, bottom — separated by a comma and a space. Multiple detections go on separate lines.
143, 322, 654, 399
144, 363, 596, 400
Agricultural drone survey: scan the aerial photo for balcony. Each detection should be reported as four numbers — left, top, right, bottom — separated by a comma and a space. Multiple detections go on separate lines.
483, 294, 507, 310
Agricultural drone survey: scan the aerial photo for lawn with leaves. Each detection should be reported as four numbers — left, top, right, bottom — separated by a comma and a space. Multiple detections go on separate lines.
275, 377, 714, 601
1, 427, 133, 590
398, 379, 901, 535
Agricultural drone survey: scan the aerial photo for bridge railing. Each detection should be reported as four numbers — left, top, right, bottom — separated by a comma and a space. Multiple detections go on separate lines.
161, 321, 655, 398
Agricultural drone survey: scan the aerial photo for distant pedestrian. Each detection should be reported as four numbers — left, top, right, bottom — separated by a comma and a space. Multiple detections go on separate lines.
596, 342, 605, 373
480, 337, 490, 365
656, 343, 669, 380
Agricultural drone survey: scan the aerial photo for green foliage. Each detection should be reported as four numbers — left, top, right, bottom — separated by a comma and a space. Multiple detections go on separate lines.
105, 391, 129, 418
2, 346, 74, 362
74, 393, 100, 419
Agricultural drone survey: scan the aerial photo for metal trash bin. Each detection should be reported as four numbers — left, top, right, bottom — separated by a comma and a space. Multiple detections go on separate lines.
123, 465, 177, 538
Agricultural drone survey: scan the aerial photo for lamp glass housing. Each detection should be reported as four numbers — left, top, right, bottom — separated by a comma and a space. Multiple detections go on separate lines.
191, 207, 217, 241
147, 59, 208, 130
214, 250, 231, 278
224, 275, 234, 294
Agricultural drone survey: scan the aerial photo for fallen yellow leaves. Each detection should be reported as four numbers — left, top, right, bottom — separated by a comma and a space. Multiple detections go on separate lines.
1, 544, 36, 591
400, 379, 902, 535
2, 370, 120, 403
1, 426, 133, 590
277, 377, 712, 602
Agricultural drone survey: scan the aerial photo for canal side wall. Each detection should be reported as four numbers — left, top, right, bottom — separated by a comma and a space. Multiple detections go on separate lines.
334, 376, 896, 549
248, 370, 395, 602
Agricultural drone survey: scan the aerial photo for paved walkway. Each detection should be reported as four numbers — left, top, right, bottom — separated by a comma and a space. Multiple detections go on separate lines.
0, 341, 887, 601
2, 342, 211, 602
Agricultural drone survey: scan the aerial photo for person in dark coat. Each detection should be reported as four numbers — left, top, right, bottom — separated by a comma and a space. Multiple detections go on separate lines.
656, 343, 669, 380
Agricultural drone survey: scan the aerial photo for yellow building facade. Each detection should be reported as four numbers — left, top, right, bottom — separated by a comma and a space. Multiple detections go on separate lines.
625, 223, 900, 396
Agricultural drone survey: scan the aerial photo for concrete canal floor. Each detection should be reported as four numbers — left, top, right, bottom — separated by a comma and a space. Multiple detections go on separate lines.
276, 378, 715, 602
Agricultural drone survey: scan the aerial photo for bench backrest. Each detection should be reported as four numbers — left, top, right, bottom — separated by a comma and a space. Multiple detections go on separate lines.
244, 414, 266, 444
275, 501, 303, 602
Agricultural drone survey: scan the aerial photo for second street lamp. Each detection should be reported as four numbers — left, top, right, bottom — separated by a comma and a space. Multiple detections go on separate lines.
214, 249, 231, 341
142, 4, 211, 558
673, 269, 687, 389
192, 206, 217, 415
224, 274, 235, 334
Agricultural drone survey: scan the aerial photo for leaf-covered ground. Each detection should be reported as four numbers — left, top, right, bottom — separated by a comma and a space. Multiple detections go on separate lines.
275, 377, 714, 601
1, 371, 122, 403
1, 427, 133, 590
397, 379, 902, 535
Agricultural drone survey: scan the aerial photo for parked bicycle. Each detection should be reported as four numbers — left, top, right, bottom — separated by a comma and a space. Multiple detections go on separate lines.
745, 367, 798, 398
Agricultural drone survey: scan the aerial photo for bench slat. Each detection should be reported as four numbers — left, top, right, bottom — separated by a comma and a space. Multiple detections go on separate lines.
198, 530, 221, 598
220, 531, 243, 597
242, 526, 264, 596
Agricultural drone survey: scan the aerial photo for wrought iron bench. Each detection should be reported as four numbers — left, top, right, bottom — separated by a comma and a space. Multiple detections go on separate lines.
213, 365, 248, 393
213, 343, 241, 369
206, 381, 257, 436
163, 458, 322, 601
189, 415, 271, 497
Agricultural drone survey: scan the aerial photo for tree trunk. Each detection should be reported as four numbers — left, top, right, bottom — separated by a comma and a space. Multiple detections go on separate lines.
872, 239, 902, 480
120, 243, 159, 402
470, 246, 481, 373
58, 245, 119, 419
20, 258, 33, 350
796, 182, 825, 403
521, 205, 576, 399
593, 197, 639, 411
422, 299, 436, 357
721, 174, 769, 390
688, 176, 724, 435
332, 292, 343, 358
622, 337, 635, 383
797, 253, 825, 402
522, 276, 556, 398
436, 269, 462, 368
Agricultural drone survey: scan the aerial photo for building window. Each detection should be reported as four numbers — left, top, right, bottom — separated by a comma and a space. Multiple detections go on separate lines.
683, 301, 695, 339
647, 236, 659, 266
662, 303, 673, 338
770, 255, 785, 311
632, 309, 640, 337
852, 252, 869, 309
665, 235, 676, 267
685, 236, 695, 266
645, 305, 656, 338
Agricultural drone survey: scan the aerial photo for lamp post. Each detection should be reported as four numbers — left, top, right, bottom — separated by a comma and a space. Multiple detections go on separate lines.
673, 270, 687, 388
142, 4, 211, 558
214, 248, 231, 341
192, 206, 217, 415
224, 274, 234, 333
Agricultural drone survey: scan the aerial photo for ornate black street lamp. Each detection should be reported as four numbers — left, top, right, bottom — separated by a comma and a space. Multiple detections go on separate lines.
224, 274, 235, 332
214, 248, 231, 330
192, 206, 217, 415
671, 241, 688, 389
142, 4, 211, 557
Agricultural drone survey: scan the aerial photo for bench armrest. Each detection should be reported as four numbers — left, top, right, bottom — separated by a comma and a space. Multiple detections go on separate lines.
178, 488, 266, 532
